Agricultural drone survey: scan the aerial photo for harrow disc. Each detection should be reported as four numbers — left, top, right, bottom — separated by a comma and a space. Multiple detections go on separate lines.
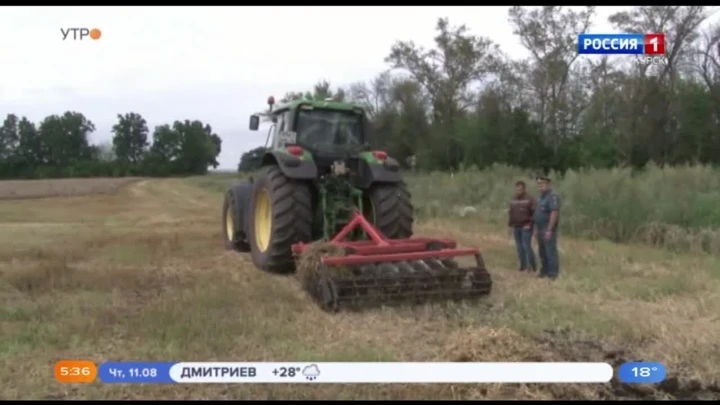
301, 257, 492, 312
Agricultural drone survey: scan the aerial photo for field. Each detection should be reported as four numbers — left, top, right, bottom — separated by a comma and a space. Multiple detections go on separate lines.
1, 167, 720, 400
0, 178, 142, 200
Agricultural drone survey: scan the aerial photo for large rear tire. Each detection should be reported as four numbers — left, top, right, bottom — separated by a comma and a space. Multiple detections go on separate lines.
222, 188, 251, 252
248, 165, 313, 273
365, 182, 414, 239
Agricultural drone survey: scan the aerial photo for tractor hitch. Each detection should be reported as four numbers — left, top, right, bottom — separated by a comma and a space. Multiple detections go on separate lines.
291, 211, 483, 267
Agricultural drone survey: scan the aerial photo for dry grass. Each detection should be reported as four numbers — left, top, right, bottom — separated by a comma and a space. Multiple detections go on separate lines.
296, 242, 350, 282
0, 178, 142, 200
1, 176, 719, 399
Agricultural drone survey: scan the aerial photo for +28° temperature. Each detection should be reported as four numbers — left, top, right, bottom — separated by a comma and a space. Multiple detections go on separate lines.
272, 367, 301, 377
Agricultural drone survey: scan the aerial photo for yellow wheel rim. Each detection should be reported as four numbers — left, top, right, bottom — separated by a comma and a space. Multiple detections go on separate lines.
225, 204, 234, 241
254, 188, 272, 252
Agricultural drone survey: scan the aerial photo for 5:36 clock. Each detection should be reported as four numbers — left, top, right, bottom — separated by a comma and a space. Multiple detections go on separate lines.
54, 360, 98, 383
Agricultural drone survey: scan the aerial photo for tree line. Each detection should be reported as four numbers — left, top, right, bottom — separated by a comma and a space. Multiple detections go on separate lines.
241, 6, 720, 174
0, 112, 221, 178
3, 6, 719, 179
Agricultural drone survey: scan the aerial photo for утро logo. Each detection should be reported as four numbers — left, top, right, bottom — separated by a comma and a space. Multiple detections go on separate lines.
61, 28, 101, 41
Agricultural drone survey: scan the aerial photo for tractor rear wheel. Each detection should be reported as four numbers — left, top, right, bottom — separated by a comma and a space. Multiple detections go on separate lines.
365, 182, 414, 239
222, 187, 251, 252
248, 165, 313, 273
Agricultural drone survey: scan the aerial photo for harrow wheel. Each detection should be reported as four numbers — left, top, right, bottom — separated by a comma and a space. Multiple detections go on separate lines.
314, 271, 340, 312
302, 256, 492, 312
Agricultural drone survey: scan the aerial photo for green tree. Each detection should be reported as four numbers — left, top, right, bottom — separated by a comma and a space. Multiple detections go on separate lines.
147, 120, 221, 175
0, 114, 19, 160
111, 112, 149, 164
174, 120, 221, 175
281, 80, 346, 103
17, 117, 42, 168
0, 114, 19, 176
37, 111, 95, 167
386, 17, 500, 169
146, 124, 181, 175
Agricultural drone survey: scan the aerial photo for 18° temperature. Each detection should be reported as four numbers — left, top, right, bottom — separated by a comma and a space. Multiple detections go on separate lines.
632, 366, 657, 378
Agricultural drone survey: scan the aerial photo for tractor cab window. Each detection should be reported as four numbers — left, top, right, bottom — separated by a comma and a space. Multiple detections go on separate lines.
271, 111, 291, 148
295, 108, 363, 152
276, 112, 287, 132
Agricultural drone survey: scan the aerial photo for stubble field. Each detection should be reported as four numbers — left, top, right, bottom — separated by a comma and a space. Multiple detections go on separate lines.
1, 172, 719, 400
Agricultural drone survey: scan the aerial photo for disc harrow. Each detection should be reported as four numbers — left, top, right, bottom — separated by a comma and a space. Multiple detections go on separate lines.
292, 211, 493, 312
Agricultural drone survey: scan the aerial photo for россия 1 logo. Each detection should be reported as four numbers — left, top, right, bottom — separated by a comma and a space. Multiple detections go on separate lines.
577, 33, 665, 55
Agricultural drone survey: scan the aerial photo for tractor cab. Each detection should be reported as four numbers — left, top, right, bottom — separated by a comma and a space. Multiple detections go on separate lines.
249, 96, 370, 164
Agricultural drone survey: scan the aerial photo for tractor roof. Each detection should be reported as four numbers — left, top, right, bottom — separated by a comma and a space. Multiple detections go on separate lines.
273, 99, 366, 114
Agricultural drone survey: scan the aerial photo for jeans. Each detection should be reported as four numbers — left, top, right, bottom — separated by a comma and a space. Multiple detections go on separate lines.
537, 227, 559, 278
512, 227, 536, 270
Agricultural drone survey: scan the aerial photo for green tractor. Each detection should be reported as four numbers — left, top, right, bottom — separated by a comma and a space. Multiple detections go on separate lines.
222, 96, 491, 311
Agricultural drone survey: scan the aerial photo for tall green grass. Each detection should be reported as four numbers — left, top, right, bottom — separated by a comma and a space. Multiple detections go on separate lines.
408, 164, 720, 255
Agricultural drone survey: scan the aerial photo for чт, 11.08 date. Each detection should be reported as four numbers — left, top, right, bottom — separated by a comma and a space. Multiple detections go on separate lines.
105, 367, 159, 379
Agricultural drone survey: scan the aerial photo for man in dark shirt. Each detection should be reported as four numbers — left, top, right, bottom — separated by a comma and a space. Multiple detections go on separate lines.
508, 181, 537, 272
534, 176, 561, 280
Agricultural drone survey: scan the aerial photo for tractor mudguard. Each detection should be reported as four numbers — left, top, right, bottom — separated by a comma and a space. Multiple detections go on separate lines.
355, 156, 402, 189
231, 180, 254, 238
261, 151, 317, 180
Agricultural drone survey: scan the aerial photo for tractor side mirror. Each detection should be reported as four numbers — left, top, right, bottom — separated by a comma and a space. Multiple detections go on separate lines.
249, 115, 260, 131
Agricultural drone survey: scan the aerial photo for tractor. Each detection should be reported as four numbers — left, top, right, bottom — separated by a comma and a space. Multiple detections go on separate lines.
222, 96, 491, 311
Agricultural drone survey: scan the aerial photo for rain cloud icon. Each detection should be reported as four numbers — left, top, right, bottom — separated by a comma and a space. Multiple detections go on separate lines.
302, 364, 320, 381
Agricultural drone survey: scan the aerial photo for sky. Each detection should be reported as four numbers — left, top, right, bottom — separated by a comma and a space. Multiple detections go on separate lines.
1, 6, 716, 170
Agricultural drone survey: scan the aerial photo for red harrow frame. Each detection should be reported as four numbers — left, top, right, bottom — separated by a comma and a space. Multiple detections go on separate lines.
292, 211, 492, 312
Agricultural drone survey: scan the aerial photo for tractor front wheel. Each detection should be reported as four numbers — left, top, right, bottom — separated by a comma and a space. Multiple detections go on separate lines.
365, 182, 414, 239
248, 165, 313, 273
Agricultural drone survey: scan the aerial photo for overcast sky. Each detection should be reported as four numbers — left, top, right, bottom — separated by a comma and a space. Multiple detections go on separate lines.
1, 6, 716, 170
